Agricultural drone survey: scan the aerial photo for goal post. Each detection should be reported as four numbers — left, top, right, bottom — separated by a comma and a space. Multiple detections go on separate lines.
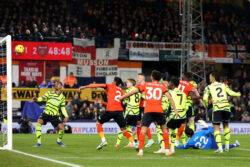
0, 35, 12, 150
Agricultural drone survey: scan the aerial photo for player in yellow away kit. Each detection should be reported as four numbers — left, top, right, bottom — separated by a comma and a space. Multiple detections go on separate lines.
116, 79, 141, 148
203, 71, 241, 153
155, 77, 187, 154
33, 81, 69, 147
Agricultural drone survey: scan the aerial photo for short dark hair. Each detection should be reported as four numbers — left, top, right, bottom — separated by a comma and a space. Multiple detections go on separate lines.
137, 73, 145, 76
127, 78, 136, 86
183, 72, 192, 80
151, 70, 162, 81
114, 77, 124, 87
210, 71, 220, 81
170, 77, 179, 87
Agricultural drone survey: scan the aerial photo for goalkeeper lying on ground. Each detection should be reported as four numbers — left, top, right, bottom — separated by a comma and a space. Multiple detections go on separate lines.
177, 120, 240, 150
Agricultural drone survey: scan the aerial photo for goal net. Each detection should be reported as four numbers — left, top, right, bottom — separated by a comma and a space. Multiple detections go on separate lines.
0, 35, 12, 150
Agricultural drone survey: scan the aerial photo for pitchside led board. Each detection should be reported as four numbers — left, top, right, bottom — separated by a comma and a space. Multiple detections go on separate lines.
12, 41, 73, 60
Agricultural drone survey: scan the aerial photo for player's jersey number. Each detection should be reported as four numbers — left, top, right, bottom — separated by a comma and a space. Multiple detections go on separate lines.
127, 93, 140, 103
178, 85, 185, 92
146, 87, 162, 100
114, 90, 122, 102
216, 87, 224, 98
177, 93, 183, 105
194, 136, 209, 148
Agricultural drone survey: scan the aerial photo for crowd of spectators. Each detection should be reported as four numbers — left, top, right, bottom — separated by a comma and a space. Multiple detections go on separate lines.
65, 94, 105, 121
0, 0, 249, 47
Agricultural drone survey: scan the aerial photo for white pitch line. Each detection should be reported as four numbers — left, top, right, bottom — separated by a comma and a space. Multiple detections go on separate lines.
238, 148, 250, 151
52, 156, 250, 160
10, 149, 83, 167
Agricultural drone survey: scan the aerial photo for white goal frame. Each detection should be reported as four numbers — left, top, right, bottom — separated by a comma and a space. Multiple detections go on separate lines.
0, 35, 12, 150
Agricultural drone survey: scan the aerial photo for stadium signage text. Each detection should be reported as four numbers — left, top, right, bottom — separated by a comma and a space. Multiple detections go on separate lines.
12, 122, 250, 135
1, 88, 105, 101
126, 41, 182, 49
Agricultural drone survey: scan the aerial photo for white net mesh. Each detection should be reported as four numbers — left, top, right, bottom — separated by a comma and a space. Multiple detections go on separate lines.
0, 38, 7, 148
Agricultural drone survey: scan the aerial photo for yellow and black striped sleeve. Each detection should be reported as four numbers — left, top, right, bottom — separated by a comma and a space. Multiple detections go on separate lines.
37, 91, 50, 102
60, 96, 68, 118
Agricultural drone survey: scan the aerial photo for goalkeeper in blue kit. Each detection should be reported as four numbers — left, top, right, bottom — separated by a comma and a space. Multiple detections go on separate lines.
177, 120, 240, 150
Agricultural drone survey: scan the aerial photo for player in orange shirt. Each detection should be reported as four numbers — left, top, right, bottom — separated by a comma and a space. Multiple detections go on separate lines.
136, 73, 154, 148
120, 70, 178, 156
79, 77, 134, 150
176, 72, 201, 145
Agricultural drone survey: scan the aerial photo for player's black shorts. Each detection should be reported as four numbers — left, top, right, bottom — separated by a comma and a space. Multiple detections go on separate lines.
139, 107, 144, 116
98, 111, 126, 128
186, 105, 194, 118
125, 114, 141, 126
141, 112, 166, 127
212, 110, 231, 124
167, 118, 186, 129
39, 113, 63, 128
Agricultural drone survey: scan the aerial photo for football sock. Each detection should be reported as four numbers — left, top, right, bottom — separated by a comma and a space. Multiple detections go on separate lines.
96, 122, 106, 142
224, 127, 230, 146
123, 130, 134, 143
162, 129, 170, 149
36, 123, 42, 144
146, 128, 152, 140
138, 133, 145, 150
170, 129, 177, 146
214, 129, 222, 150
137, 126, 141, 140
156, 125, 163, 144
57, 129, 64, 142
116, 131, 123, 145
176, 124, 185, 141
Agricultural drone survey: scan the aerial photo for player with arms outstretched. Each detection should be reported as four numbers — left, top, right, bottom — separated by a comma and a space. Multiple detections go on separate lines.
203, 71, 241, 153
34, 81, 69, 147
120, 70, 178, 156
79, 77, 134, 150
115, 79, 141, 148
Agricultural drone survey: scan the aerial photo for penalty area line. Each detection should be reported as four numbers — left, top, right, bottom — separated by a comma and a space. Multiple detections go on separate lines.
10, 149, 83, 167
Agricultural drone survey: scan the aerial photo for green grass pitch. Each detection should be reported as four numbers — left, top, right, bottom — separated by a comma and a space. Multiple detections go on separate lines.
0, 134, 250, 167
